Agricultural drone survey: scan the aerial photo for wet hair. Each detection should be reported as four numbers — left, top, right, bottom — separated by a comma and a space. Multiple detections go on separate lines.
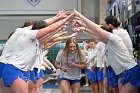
32, 20, 47, 30
63, 37, 82, 62
105, 16, 120, 28
22, 20, 35, 28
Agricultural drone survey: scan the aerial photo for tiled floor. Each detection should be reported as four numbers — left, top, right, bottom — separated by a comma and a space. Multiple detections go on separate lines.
40, 86, 91, 93
0, 86, 90, 93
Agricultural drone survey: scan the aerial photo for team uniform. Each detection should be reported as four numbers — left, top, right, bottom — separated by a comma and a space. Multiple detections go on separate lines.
29, 45, 44, 83
105, 33, 140, 87
85, 48, 97, 83
105, 28, 135, 88
1, 28, 38, 87
86, 42, 105, 83
0, 27, 31, 79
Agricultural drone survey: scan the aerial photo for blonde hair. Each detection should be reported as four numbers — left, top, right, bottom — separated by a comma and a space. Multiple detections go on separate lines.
63, 37, 82, 63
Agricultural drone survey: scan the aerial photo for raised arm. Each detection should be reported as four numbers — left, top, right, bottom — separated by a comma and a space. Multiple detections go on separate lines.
43, 9, 69, 25
36, 12, 74, 40
73, 9, 109, 43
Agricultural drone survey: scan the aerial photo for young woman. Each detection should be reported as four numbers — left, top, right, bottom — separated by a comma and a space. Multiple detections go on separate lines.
55, 37, 88, 93
0, 20, 35, 93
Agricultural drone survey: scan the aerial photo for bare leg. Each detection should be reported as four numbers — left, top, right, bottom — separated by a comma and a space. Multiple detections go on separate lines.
10, 77, 28, 93
0, 78, 12, 93
118, 78, 122, 93
28, 79, 34, 93
60, 80, 70, 93
112, 88, 119, 93
91, 83, 99, 93
71, 83, 80, 93
31, 78, 43, 93
120, 83, 138, 93
98, 80, 104, 93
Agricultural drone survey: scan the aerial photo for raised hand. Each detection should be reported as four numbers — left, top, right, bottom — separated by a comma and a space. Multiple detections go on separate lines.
56, 9, 69, 19
73, 9, 83, 18
72, 27, 85, 32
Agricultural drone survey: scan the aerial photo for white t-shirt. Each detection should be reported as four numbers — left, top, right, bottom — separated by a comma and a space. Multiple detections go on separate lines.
4, 28, 38, 71
106, 33, 137, 75
113, 28, 134, 57
31, 43, 43, 72
0, 27, 30, 64
84, 48, 95, 69
86, 42, 105, 68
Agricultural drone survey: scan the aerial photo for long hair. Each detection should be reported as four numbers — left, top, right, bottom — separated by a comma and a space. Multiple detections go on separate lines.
63, 37, 82, 63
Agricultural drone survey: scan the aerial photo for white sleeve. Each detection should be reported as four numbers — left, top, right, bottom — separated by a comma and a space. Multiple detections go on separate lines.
86, 49, 97, 64
25, 29, 38, 40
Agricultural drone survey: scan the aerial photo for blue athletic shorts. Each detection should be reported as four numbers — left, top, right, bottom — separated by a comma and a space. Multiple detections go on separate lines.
121, 65, 140, 87
86, 67, 98, 83
96, 67, 104, 81
106, 66, 119, 88
23, 70, 30, 79
2, 64, 28, 87
0, 62, 6, 78
29, 68, 44, 83
60, 78, 80, 86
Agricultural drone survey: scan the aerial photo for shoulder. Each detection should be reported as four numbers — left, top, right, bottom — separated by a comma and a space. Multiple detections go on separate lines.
58, 49, 64, 55
109, 33, 122, 43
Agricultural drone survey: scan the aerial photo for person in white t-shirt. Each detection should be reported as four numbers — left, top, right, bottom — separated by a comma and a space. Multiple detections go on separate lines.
72, 10, 140, 93
86, 41, 105, 93
104, 16, 134, 58
0, 21, 35, 93
104, 16, 135, 93
1, 11, 73, 93
83, 39, 99, 93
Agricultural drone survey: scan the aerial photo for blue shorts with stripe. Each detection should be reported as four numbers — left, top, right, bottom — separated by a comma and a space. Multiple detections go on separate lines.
2, 64, 28, 87
29, 68, 44, 83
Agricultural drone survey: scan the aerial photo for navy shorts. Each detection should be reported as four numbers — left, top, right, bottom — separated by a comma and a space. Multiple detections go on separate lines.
60, 78, 80, 86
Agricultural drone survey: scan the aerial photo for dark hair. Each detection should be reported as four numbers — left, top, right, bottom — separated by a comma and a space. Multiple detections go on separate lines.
101, 25, 113, 33
32, 20, 47, 30
105, 16, 120, 28
22, 20, 35, 28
